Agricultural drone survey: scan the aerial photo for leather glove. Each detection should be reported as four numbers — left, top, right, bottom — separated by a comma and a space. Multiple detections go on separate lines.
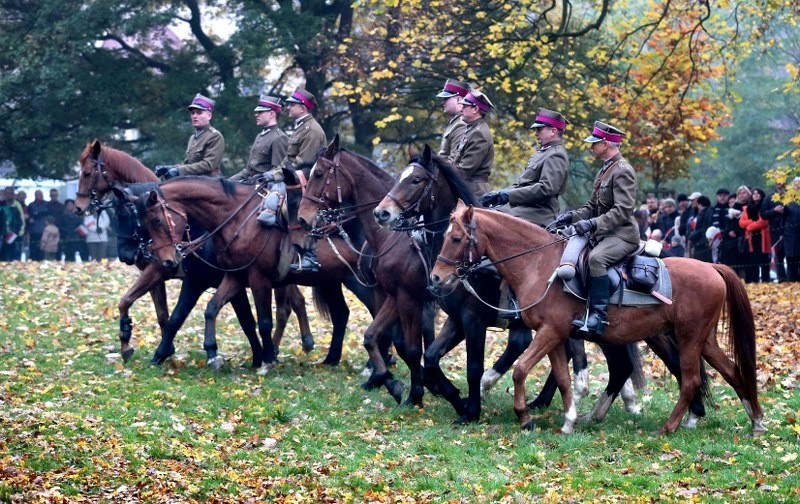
163, 167, 180, 180
573, 218, 597, 236
155, 165, 177, 178
480, 191, 509, 207
553, 212, 572, 227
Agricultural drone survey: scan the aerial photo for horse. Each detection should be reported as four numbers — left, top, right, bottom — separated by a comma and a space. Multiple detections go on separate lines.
370, 144, 655, 423
75, 140, 313, 367
297, 136, 444, 406
431, 201, 766, 435
133, 175, 392, 370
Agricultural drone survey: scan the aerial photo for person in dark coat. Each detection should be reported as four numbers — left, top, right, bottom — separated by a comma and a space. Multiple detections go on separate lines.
783, 177, 800, 282
688, 195, 714, 263
761, 183, 788, 282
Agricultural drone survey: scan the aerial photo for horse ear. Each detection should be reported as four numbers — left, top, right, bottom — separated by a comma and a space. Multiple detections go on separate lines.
407, 144, 420, 158
325, 134, 340, 157
91, 139, 102, 158
422, 144, 432, 165
146, 190, 159, 208
465, 202, 474, 222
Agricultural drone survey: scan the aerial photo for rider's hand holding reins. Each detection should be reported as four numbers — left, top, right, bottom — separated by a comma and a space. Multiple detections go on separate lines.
480, 191, 509, 207
573, 218, 597, 236
553, 212, 572, 228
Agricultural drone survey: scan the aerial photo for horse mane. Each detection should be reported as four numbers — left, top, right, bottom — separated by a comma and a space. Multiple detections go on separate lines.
411, 153, 476, 206
81, 142, 154, 181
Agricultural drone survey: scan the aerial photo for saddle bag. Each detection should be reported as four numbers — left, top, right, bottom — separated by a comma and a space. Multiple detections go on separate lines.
625, 255, 659, 293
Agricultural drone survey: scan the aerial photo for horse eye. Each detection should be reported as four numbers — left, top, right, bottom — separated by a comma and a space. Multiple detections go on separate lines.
152, 218, 162, 227
412, 177, 422, 184
452, 236, 462, 244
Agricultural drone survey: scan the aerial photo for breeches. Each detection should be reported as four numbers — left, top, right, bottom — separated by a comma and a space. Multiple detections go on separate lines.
588, 236, 638, 276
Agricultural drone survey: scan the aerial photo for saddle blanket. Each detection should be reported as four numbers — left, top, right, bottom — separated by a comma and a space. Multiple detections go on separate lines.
562, 257, 673, 307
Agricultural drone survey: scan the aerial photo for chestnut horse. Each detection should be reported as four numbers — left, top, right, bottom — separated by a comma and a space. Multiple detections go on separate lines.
75, 140, 312, 367
371, 145, 655, 423
431, 201, 766, 435
134, 176, 391, 370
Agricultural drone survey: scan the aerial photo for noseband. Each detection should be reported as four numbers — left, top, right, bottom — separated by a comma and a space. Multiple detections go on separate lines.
435, 215, 480, 278
148, 191, 190, 258
385, 162, 439, 230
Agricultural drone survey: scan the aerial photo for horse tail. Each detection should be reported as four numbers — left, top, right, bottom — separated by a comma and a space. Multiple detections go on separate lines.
626, 343, 647, 391
312, 287, 332, 323
713, 264, 759, 404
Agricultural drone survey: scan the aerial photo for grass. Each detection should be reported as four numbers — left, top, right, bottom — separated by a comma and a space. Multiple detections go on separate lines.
0, 260, 799, 502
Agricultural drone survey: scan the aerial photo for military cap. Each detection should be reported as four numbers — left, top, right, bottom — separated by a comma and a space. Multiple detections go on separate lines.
584, 121, 626, 143
530, 107, 569, 130
285, 87, 318, 110
436, 78, 470, 99
254, 95, 283, 112
459, 89, 494, 113
187, 93, 215, 112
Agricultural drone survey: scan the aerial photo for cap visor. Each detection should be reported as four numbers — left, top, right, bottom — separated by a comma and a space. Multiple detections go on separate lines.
188, 104, 208, 111
254, 106, 270, 112
530, 121, 548, 129
285, 97, 302, 104
437, 91, 457, 98
583, 135, 604, 142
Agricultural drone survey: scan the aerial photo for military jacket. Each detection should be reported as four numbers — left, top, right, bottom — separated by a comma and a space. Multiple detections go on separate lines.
284, 115, 327, 168
439, 114, 466, 162
230, 127, 289, 181
572, 153, 640, 244
452, 118, 494, 198
179, 125, 225, 176
504, 140, 569, 226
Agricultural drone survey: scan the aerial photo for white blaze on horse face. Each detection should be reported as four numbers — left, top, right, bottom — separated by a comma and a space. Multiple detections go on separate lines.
399, 165, 414, 182
446, 222, 453, 235
309, 162, 318, 179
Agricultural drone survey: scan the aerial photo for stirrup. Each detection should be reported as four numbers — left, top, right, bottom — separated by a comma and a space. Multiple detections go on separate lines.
289, 255, 321, 272
499, 298, 520, 320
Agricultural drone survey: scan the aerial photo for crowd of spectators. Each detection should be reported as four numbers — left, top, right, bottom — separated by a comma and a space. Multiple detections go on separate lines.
1, 186, 117, 263
637, 176, 800, 283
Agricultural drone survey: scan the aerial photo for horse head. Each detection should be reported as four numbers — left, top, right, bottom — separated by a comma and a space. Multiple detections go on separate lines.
138, 188, 187, 271
430, 199, 481, 291
373, 144, 435, 228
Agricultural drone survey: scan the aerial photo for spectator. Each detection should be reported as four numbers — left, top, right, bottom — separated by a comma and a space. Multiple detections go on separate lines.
739, 187, 771, 283
761, 182, 788, 282
27, 189, 49, 261
783, 177, 800, 282
712, 188, 733, 265
84, 209, 110, 261
657, 197, 679, 241
645, 194, 660, 229
633, 209, 649, 240
688, 195, 713, 263
39, 215, 60, 260
668, 234, 685, 258
16, 191, 29, 259
47, 189, 66, 261
1, 187, 25, 261
59, 199, 87, 262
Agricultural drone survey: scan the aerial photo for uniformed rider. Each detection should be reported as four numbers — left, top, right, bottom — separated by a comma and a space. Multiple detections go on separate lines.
436, 78, 469, 162
452, 88, 495, 201
553, 121, 640, 336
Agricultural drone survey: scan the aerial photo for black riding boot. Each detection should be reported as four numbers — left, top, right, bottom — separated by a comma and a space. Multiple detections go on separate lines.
572, 274, 610, 336
290, 247, 321, 272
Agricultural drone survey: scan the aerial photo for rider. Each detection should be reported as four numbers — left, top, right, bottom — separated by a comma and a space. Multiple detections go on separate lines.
436, 78, 469, 161
553, 121, 640, 337
282, 87, 328, 272
452, 88, 495, 201
155, 94, 226, 179
481, 107, 570, 318
480, 107, 570, 225
230, 95, 289, 226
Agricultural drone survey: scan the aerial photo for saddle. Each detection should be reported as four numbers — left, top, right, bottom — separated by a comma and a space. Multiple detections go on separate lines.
559, 236, 672, 307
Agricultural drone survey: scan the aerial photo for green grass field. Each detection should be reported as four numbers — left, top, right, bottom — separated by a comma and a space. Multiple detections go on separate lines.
1, 261, 799, 503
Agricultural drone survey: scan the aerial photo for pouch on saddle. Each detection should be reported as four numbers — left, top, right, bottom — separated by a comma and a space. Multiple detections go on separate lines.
558, 235, 672, 307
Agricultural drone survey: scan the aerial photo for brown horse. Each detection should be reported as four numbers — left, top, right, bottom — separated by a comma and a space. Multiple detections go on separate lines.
134, 175, 390, 369
75, 140, 313, 366
431, 201, 766, 435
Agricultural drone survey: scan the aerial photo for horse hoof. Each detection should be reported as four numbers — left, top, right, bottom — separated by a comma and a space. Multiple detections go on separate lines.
321, 357, 340, 367
207, 356, 224, 371
256, 362, 274, 376
386, 380, 405, 404
301, 334, 315, 353
452, 414, 478, 425
121, 348, 135, 363
520, 420, 536, 431
403, 396, 423, 408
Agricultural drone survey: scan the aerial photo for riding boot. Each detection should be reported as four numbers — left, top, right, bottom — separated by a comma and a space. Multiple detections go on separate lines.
572, 274, 610, 336
499, 284, 520, 320
289, 247, 321, 272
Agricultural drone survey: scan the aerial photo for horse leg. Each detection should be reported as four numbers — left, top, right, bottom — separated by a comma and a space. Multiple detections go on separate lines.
582, 342, 636, 422
461, 317, 488, 423
422, 316, 466, 415
398, 292, 425, 407
202, 274, 246, 370
229, 286, 262, 370
511, 327, 561, 430
151, 278, 205, 365
483, 322, 531, 395
361, 299, 404, 403
421, 301, 436, 350
271, 286, 291, 356
249, 276, 277, 367
150, 280, 169, 335
529, 338, 584, 410
117, 264, 166, 362
318, 286, 349, 366
289, 285, 315, 353
644, 331, 707, 423
546, 342, 577, 434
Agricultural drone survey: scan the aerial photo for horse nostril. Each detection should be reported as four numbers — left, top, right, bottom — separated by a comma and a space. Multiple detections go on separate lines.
298, 218, 311, 231
431, 274, 440, 285
373, 208, 388, 223
162, 260, 176, 270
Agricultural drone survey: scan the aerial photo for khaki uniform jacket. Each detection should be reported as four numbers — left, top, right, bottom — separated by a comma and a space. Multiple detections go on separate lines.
230, 127, 289, 181
179, 125, 225, 176
283, 115, 327, 168
439, 114, 466, 162
572, 153, 640, 245
452, 118, 494, 199
504, 140, 569, 226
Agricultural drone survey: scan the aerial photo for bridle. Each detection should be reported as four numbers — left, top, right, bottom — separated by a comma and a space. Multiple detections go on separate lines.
384, 161, 440, 231
435, 214, 481, 278
76, 151, 114, 214
147, 190, 191, 258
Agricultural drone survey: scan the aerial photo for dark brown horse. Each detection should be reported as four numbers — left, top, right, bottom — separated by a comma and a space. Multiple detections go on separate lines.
431, 201, 766, 435
75, 140, 312, 367
370, 145, 673, 424
134, 175, 390, 370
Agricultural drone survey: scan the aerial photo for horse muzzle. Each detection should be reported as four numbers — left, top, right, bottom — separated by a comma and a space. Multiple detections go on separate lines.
373, 206, 397, 228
